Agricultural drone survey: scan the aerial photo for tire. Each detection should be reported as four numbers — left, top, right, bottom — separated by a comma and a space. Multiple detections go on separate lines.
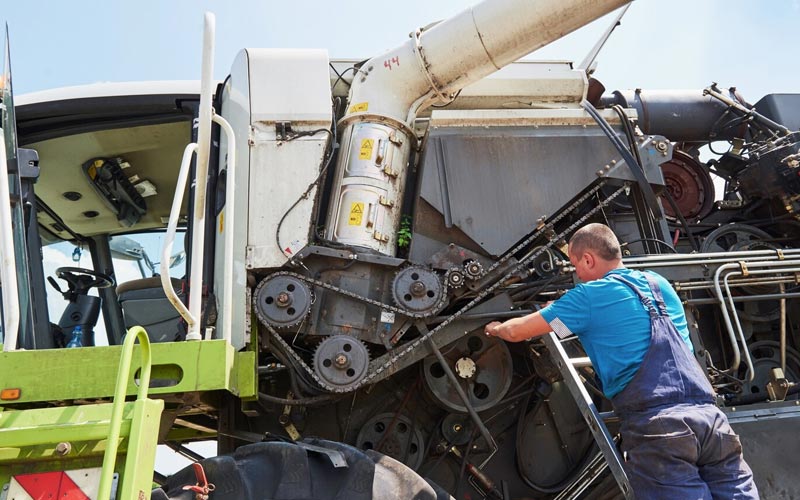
152, 438, 453, 500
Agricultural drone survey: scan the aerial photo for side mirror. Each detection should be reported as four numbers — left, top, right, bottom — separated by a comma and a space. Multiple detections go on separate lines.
169, 251, 186, 269
109, 236, 144, 261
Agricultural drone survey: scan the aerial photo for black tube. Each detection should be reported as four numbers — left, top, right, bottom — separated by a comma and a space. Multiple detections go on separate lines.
727, 382, 800, 406
601, 89, 733, 142
258, 391, 340, 406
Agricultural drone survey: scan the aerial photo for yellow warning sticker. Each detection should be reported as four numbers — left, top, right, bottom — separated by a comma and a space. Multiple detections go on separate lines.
219, 212, 224, 233
359, 139, 375, 160
348, 202, 364, 226
349, 102, 369, 113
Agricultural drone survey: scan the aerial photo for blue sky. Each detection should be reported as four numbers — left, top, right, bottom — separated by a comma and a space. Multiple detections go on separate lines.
3, 0, 798, 104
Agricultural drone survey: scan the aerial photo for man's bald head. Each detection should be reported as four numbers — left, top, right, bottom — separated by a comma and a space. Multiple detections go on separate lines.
568, 223, 622, 262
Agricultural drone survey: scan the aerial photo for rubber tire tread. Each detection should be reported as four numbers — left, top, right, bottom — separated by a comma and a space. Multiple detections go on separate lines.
152, 438, 453, 500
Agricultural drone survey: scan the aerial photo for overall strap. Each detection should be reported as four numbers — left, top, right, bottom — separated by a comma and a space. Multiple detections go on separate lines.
643, 272, 669, 316
609, 274, 659, 318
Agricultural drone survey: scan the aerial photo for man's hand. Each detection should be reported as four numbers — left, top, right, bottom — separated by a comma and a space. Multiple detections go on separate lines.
484, 311, 554, 343
484, 321, 502, 337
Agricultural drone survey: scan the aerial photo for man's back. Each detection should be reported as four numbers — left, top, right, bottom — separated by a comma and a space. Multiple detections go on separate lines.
540, 268, 692, 398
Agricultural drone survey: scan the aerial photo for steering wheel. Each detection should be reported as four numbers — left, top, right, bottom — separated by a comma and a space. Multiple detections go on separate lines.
55, 266, 115, 292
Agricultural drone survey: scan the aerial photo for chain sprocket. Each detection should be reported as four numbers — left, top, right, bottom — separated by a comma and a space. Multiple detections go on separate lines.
392, 265, 446, 315
254, 275, 312, 328
313, 335, 370, 391
260, 182, 626, 393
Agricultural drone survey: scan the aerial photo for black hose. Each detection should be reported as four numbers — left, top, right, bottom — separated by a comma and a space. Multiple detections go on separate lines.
257, 391, 340, 406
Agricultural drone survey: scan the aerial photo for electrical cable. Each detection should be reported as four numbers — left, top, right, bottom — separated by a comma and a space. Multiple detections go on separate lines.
620, 238, 678, 254
257, 391, 340, 407
275, 100, 339, 259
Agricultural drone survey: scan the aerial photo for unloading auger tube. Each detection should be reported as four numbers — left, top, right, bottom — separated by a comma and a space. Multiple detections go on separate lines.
324, 0, 630, 255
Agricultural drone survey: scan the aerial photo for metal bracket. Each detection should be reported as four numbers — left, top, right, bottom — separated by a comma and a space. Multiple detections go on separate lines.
297, 441, 348, 468
766, 368, 792, 402
738, 260, 749, 277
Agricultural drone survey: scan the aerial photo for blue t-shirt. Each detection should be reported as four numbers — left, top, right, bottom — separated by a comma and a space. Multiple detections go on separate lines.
540, 268, 692, 399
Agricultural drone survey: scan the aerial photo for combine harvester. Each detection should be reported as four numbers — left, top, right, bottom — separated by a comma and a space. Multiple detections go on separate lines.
1, 0, 798, 498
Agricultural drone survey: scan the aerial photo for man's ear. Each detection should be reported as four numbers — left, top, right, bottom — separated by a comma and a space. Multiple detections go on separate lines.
583, 251, 596, 269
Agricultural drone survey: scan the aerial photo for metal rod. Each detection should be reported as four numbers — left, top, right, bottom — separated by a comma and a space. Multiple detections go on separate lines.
723, 270, 756, 381
780, 283, 787, 373
186, 12, 216, 341
686, 291, 800, 306
624, 248, 800, 263
161, 143, 197, 328
712, 263, 744, 372
213, 113, 236, 344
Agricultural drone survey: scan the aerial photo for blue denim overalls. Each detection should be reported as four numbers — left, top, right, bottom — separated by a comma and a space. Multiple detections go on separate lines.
609, 273, 759, 499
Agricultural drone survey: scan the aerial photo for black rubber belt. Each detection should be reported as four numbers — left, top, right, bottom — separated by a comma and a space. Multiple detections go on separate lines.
581, 99, 663, 220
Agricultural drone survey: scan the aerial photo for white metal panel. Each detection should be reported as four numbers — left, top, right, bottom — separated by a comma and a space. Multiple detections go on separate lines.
247, 48, 332, 124
215, 50, 251, 349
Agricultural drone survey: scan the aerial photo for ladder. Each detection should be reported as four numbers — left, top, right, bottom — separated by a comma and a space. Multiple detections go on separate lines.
541, 332, 634, 499
0, 326, 163, 500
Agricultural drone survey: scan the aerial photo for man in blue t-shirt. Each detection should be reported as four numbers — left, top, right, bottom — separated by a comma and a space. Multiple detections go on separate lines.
485, 223, 758, 499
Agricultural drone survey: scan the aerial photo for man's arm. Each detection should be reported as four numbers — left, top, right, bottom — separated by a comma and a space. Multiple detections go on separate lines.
484, 311, 552, 342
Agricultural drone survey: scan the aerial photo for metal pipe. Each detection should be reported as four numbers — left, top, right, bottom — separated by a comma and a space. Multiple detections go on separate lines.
600, 89, 732, 142
624, 248, 800, 263
678, 278, 800, 293
780, 283, 787, 373
708, 264, 800, 377
186, 12, 216, 341
0, 131, 20, 351
722, 270, 756, 381
686, 292, 800, 306
161, 144, 197, 329
213, 113, 236, 344
712, 263, 745, 372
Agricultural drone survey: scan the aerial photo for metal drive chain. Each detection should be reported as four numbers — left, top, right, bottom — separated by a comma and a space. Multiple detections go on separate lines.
260, 182, 627, 393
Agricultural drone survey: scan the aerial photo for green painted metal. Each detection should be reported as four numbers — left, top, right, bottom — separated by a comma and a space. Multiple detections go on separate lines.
0, 339, 256, 404
99, 326, 162, 500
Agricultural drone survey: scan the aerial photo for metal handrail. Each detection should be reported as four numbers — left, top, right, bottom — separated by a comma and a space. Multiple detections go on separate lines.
0, 127, 19, 351
184, 12, 216, 341
160, 143, 198, 329
98, 326, 154, 500
212, 113, 236, 344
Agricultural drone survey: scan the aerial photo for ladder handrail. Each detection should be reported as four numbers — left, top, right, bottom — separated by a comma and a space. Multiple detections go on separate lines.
212, 113, 235, 344
98, 326, 154, 500
184, 12, 216, 341
161, 143, 198, 329
0, 127, 20, 352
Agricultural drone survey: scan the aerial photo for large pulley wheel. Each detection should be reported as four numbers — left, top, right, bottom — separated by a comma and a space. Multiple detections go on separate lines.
392, 266, 446, 316
700, 223, 774, 253
254, 275, 313, 328
356, 413, 426, 471
313, 335, 370, 391
423, 332, 513, 413
742, 341, 800, 398
660, 150, 715, 220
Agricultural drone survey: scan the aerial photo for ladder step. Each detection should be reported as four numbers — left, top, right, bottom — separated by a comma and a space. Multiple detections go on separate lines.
570, 356, 593, 368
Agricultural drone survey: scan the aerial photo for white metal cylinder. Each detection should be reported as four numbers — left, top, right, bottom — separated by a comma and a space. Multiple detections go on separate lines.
325, 121, 412, 253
